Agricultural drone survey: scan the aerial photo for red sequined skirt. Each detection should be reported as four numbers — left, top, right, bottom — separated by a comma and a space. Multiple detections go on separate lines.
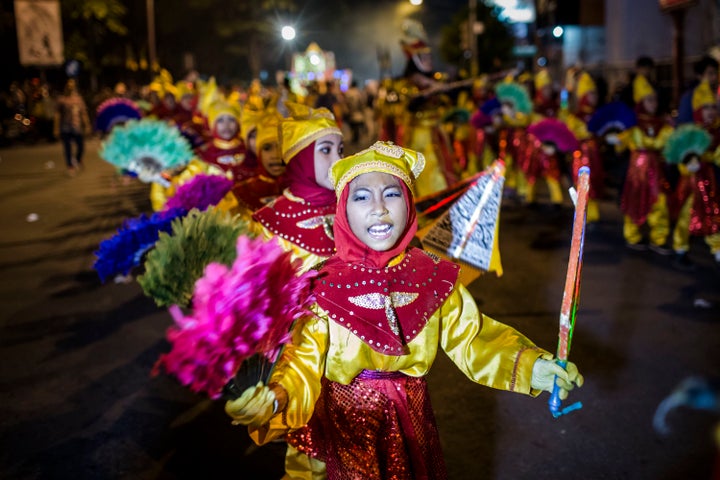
287, 370, 447, 480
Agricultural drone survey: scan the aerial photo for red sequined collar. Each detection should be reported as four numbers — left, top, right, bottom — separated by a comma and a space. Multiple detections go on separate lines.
315, 248, 460, 355
252, 190, 336, 255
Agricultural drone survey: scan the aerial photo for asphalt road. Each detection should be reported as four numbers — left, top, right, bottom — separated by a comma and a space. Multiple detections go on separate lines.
0, 138, 718, 480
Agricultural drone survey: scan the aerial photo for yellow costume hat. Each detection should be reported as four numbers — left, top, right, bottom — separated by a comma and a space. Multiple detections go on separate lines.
256, 110, 283, 148
517, 71, 532, 84
633, 75, 655, 103
198, 77, 222, 117
240, 105, 265, 145
473, 74, 489, 90
330, 141, 425, 197
534, 69, 551, 91
175, 81, 195, 101
207, 100, 241, 129
280, 102, 342, 163
162, 83, 178, 100
692, 81, 715, 111
576, 72, 597, 100
148, 81, 165, 96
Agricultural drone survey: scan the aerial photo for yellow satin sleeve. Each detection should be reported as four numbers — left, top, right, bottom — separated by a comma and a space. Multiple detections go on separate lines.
148, 158, 239, 212
561, 112, 590, 141
249, 282, 550, 445
618, 125, 674, 152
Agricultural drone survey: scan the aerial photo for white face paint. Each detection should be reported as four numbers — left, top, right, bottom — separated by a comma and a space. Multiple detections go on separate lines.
686, 156, 701, 173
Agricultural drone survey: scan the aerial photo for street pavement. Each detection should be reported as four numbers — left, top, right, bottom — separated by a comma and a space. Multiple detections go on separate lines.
0, 138, 718, 480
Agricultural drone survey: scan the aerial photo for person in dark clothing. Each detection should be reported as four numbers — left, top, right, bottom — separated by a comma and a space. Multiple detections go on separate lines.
53, 79, 91, 176
676, 55, 719, 125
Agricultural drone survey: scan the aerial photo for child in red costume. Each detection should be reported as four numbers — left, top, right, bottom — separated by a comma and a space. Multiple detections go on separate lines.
196, 101, 257, 183
233, 110, 288, 213
226, 141, 583, 480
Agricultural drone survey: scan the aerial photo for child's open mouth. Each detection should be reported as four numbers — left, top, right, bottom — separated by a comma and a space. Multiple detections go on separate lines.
368, 223, 393, 239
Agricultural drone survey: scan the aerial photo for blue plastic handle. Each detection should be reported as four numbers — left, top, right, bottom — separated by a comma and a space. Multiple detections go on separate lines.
548, 359, 583, 418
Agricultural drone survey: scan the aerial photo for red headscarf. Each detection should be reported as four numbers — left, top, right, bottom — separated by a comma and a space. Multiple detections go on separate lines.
284, 141, 336, 206
331, 179, 417, 269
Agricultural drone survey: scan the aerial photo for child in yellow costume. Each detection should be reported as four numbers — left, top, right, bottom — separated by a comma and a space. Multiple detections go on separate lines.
148, 102, 241, 213
561, 72, 605, 224
665, 83, 720, 269
251, 102, 345, 479
617, 75, 674, 252
224, 141, 583, 479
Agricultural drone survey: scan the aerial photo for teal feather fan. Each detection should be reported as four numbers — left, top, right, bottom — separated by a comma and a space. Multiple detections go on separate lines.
137, 208, 255, 308
663, 124, 711, 165
99, 119, 194, 186
495, 82, 532, 115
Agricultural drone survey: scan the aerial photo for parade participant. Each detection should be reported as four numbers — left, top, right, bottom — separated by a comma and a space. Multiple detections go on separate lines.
240, 104, 264, 172
562, 71, 605, 224
533, 68, 559, 118
494, 80, 536, 199
616, 74, 674, 253
251, 102, 344, 479
225, 141, 583, 480
677, 55, 719, 125
666, 84, 720, 269
375, 77, 407, 145
232, 110, 287, 213
148, 83, 178, 121
524, 118, 579, 207
398, 20, 457, 197
195, 100, 257, 182
54, 78, 92, 177
252, 102, 343, 273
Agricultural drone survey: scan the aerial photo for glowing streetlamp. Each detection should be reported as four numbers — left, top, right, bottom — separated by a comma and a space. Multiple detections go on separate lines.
409, 0, 423, 5
281, 25, 296, 41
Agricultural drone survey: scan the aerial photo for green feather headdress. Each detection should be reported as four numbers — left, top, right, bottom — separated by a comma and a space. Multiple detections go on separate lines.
663, 124, 711, 165
495, 82, 532, 115
99, 119, 193, 186
137, 208, 254, 307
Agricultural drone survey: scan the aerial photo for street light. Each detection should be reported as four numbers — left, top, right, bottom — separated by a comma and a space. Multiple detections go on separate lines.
409, 0, 423, 5
281, 25, 296, 41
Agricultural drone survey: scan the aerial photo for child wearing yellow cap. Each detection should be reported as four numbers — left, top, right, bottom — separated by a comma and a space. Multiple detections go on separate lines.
616, 74, 674, 253
250, 101, 344, 479
196, 100, 257, 183
232, 110, 287, 213
533, 68, 559, 118
560, 71, 605, 224
665, 82, 720, 269
224, 141, 583, 479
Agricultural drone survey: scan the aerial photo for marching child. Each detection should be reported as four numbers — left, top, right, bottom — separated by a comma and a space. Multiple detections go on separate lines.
225, 141, 583, 480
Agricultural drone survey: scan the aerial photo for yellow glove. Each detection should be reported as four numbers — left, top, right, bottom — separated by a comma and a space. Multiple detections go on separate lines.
531, 358, 584, 399
224, 382, 276, 427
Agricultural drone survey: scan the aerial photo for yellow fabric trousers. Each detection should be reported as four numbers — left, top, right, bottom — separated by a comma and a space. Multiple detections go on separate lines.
284, 444, 326, 480
623, 193, 669, 246
587, 199, 600, 224
672, 195, 720, 254
524, 176, 564, 205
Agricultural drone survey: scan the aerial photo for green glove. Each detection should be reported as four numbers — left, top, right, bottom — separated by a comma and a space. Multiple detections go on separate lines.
224, 381, 276, 427
531, 358, 584, 399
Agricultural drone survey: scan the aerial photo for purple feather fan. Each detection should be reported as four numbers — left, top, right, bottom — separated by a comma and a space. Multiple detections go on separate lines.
528, 118, 580, 153
164, 174, 234, 212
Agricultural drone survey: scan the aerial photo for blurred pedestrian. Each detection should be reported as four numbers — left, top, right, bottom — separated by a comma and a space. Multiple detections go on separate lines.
676, 55, 719, 125
344, 80, 366, 145
54, 79, 91, 176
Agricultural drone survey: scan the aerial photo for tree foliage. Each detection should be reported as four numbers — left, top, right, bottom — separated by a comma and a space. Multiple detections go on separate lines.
438, 4, 514, 76
155, 0, 297, 81
60, 0, 128, 78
